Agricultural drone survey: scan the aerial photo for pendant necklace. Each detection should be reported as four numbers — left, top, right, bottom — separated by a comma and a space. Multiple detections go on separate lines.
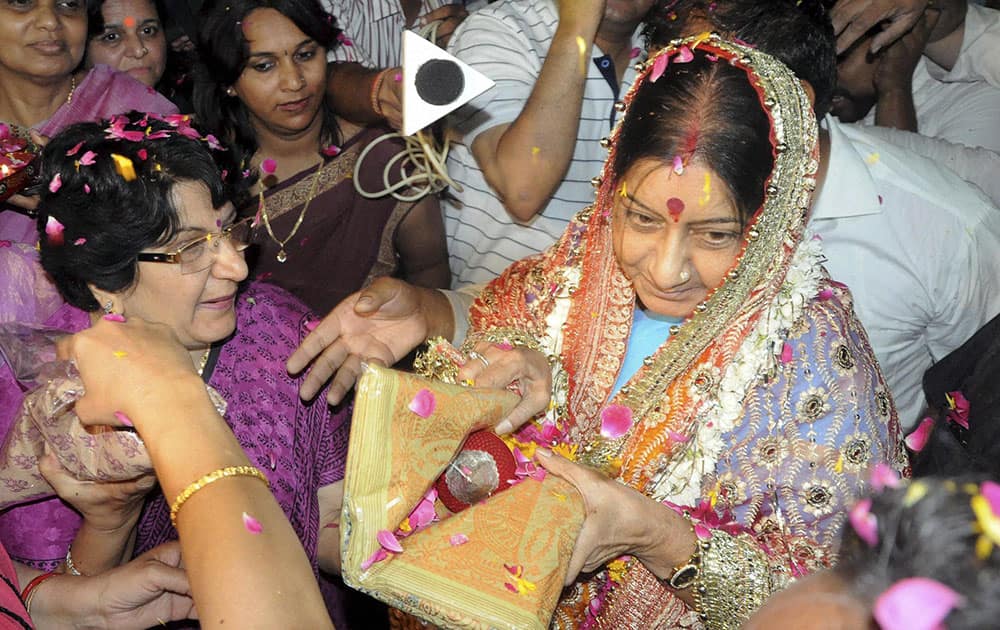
257, 159, 323, 263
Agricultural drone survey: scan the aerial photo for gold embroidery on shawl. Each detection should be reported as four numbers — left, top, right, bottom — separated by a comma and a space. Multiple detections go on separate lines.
258, 145, 360, 223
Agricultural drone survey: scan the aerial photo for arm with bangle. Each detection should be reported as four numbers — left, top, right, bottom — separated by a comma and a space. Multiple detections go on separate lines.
62, 318, 334, 629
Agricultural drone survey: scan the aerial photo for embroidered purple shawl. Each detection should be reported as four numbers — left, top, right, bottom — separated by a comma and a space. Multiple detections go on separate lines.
0, 282, 349, 573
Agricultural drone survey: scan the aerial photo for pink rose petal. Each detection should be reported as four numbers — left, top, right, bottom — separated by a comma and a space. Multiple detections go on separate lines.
672, 154, 684, 175
261, 158, 277, 174
73, 237, 87, 246
870, 463, 901, 492
65, 141, 84, 157
779, 342, 793, 364
78, 150, 97, 166
650, 54, 668, 83
408, 388, 436, 418
241, 511, 263, 534
304, 319, 320, 331
849, 498, 878, 547
48, 173, 62, 193
945, 390, 970, 430
818, 288, 834, 301
45, 216, 65, 245
667, 429, 690, 443
904, 417, 934, 453
600, 404, 633, 439
449, 533, 469, 546
137, 148, 148, 160
322, 144, 341, 157
376, 529, 404, 553
103, 313, 126, 322
873, 578, 962, 630
113, 411, 134, 427
982, 480, 1000, 516
360, 548, 388, 570
675, 46, 694, 63
83, 184, 91, 194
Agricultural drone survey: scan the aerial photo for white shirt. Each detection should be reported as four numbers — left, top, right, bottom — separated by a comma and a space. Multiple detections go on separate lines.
323, 0, 488, 67
859, 124, 1000, 207
443, 0, 643, 286
811, 116, 1000, 429
861, 4, 1000, 152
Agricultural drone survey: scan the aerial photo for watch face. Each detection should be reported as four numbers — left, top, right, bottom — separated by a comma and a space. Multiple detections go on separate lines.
669, 564, 699, 590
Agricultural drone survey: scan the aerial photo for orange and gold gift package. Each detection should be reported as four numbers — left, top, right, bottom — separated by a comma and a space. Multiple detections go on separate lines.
341, 364, 584, 630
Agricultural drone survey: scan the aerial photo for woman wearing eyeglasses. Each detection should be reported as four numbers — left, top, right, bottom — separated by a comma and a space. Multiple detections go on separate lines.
0, 112, 349, 624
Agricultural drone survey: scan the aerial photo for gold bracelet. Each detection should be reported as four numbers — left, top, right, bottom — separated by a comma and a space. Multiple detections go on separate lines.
169, 466, 269, 527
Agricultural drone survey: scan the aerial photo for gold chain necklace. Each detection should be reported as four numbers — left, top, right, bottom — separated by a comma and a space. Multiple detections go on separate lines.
257, 159, 323, 263
196, 347, 211, 376
65, 74, 77, 104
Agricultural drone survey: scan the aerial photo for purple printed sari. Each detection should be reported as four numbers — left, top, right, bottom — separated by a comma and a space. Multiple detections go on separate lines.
0, 282, 350, 623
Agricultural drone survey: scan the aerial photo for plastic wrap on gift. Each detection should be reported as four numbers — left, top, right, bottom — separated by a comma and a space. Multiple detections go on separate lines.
0, 323, 227, 511
342, 364, 585, 630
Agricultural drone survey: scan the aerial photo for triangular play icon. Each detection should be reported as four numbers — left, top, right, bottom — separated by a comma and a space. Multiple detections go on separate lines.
401, 30, 495, 136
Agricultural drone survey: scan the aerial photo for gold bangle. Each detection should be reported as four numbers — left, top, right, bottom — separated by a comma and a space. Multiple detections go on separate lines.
169, 466, 269, 527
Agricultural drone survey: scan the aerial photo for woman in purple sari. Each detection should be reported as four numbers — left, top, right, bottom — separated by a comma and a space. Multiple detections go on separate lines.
0, 113, 350, 625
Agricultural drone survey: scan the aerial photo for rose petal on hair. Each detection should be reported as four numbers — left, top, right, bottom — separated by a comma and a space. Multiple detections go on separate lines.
675, 46, 694, 63
600, 404, 633, 439
261, 158, 277, 174
672, 154, 684, 175
48, 173, 62, 193
78, 151, 97, 166
848, 498, 878, 547
650, 54, 669, 83
72, 237, 86, 246
904, 417, 934, 453
241, 511, 263, 534
982, 481, 1000, 517
408, 388, 436, 418
449, 533, 469, 547
103, 313, 126, 322
65, 141, 84, 157
360, 548, 388, 570
376, 529, 404, 554
113, 411, 134, 427
870, 463, 901, 492
44, 216, 65, 245
137, 148, 148, 160
945, 390, 970, 430
873, 578, 962, 630
83, 184, 91, 194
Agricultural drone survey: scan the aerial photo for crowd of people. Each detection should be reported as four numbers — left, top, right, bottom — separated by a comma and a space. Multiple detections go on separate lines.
0, 0, 997, 628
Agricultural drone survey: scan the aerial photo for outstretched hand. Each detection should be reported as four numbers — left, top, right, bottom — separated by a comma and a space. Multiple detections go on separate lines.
287, 277, 452, 405
455, 342, 553, 434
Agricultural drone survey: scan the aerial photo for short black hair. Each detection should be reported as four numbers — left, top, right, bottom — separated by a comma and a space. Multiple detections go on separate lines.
644, 0, 837, 117
614, 49, 773, 225
192, 0, 341, 169
36, 112, 245, 311
837, 475, 1000, 630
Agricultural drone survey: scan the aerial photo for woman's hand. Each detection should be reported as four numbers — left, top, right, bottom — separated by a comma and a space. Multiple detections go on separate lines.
40, 452, 155, 534
30, 541, 197, 629
57, 317, 203, 426
535, 450, 696, 586
455, 343, 552, 434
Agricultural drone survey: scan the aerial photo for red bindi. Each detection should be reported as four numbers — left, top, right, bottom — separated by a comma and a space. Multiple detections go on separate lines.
123, 16, 137, 28
667, 197, 685, 222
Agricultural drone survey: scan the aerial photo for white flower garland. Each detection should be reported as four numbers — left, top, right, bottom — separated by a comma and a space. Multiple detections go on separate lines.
651, 234, 826, 504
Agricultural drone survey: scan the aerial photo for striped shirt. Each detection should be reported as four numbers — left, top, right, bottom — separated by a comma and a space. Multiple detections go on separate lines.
323, 0, 490, 67
443, 0, 643, 286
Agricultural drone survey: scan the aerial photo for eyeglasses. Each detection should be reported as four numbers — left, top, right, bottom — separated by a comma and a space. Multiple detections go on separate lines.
137, 216, 254, 274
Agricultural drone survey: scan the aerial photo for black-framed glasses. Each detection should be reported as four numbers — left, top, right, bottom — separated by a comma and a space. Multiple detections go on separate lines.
137, 216, 254, 274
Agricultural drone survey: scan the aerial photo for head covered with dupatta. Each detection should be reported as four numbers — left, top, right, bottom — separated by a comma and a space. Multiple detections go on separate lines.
466, 33, 902, 627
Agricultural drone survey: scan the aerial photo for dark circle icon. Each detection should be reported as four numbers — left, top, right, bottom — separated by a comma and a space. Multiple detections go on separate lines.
415, 59, 464, 106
